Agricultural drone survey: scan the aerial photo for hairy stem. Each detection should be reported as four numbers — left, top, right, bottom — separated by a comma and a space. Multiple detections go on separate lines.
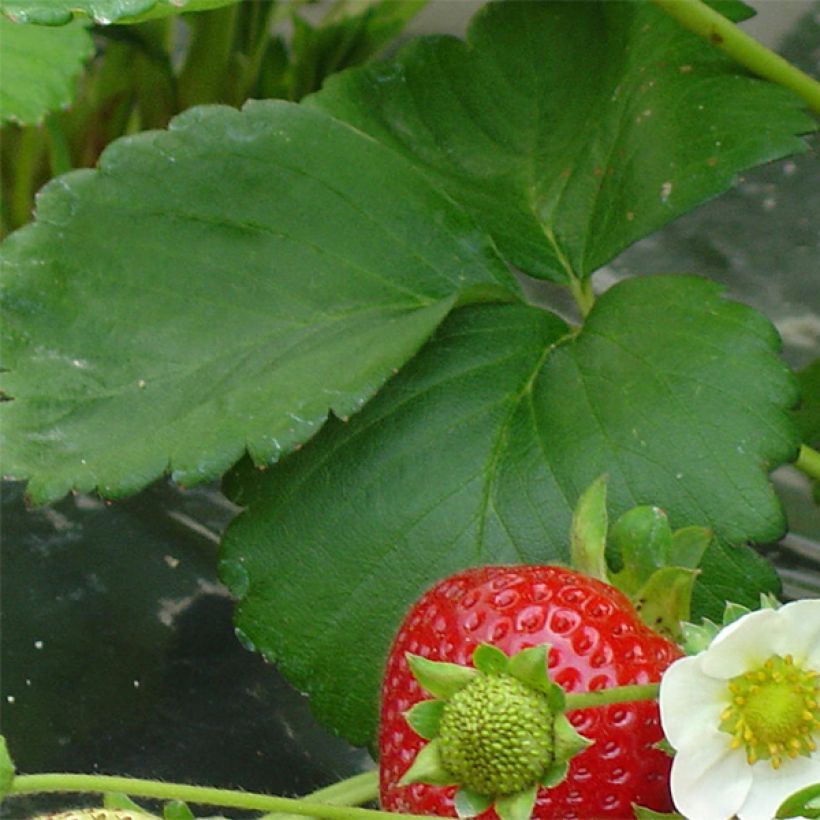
8, 773, 423, 820
564, 683, 660, 711
651, 0, 820, 115
259, 770, 380, 820
795, 444, 820, 482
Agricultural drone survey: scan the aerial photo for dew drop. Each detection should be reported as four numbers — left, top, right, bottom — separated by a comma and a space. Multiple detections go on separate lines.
234, 627, 257, 653
218, 558, 249, 598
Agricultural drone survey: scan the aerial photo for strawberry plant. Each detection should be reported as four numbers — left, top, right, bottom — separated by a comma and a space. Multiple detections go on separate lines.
1, 0, 819, 817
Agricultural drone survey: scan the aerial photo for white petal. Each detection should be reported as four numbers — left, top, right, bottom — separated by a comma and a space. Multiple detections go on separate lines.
660, 655, 727, 750
670, 732, 752, 820
701, 608, 782, 678
737, 753, 820, 820
775, 599, 820, 668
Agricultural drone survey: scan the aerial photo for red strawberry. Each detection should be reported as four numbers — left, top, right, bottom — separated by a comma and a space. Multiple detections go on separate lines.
379, 564, 682, 819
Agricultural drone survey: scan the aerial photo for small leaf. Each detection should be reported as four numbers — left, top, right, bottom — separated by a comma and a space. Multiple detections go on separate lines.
633, 806, 686, 820
632, 567, 699, 641
454, 788, 493, 818
163, 801, 195, 820
398, 738, 455, 787
405, 699, 445, 740
0, 736, 15, 800
406, 654, 477, 700
494, 784, 538, 820
609, 506, 672, 592
776, 782, 820, 820
540, 760, 568, 790
569, 475, 609, 582
472, 643, 509, 676
668, 526, 712, 570
0, 17, 93, 125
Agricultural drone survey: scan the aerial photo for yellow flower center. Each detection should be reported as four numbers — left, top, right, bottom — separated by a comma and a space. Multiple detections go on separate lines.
720, 654, 820, 769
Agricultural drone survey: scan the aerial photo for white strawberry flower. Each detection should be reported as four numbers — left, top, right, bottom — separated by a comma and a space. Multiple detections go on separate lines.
659, 599, 820, 820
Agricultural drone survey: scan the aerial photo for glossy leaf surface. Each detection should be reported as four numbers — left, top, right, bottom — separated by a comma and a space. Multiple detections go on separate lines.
0, 0, 238, 25
1, 100, 518, 502
222, 276, 795, 745
310, 1, 814, 282
0, 17, 93, 125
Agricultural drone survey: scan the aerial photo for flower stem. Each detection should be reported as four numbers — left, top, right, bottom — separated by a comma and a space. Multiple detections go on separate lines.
650, 0, 820, 115
259, 770, 380, 820
564, 683, 660, 711
7, 773, 422, 820
795, 444, 820, 482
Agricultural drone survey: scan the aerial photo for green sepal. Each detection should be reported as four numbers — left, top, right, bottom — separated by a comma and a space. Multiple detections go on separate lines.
540, 760, 569, 789
632, 566, 699, 641
681, 618, 721, 655
609, 505, 672, 593
759, 592, 782, 610
569, 475, 609, 582
494, 783, 538, 820
507, 644, 558, 702
454, 788, 494, 818
776, 782, 820, 819
653, 736, 676, 757
633, 805, 686, 819
163, 801, 195, 820
398, 738, 457, 787
105, 793, 149, 812
551, 712, 593, 767
406, 653, 478, 699
473, 643, 510, 676
668, 526, 712, 569
722, 601, 752, 626
0, 736, 14, 800
405, 699, 446, 740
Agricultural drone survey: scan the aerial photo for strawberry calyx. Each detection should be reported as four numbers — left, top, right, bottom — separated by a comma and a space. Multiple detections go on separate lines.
399, 643, 591, 820
569, 475, 713, 641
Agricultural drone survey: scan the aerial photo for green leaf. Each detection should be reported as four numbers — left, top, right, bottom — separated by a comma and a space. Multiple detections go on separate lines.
668, 525, 712, 569
222, 275, 795, 745
1, 100, 518, 503
507, 645, 555, 699
633, 806, 686, 820
0, 736, 14, 800
104, 794, 148, 812
309, 0, 815, 283
407, 654, 478, 700
569, 474, 609, 581
795, 358, 820, 445
0, 0, 239, 25
405, 698, 445, 741
0, 17, 93, 125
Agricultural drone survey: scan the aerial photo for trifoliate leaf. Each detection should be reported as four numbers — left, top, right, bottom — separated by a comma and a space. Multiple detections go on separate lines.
1, 100, 518, 503
310, 0, 815, 282
222, 275, 795, 745
0, 17, 93, 125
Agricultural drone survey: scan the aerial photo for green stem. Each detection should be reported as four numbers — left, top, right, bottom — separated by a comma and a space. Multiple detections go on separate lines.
795, 444, 820, 482
8, 773, 426, 820
44, 115, 73, 177
259, 770, 380, 820
564, 683, 660, 711
651, 0, 820, 115
568, 276, 595, 318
